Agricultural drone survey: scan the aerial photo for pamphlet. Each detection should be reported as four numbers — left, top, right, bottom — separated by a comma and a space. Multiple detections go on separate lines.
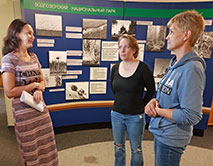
20, 90, 44, 112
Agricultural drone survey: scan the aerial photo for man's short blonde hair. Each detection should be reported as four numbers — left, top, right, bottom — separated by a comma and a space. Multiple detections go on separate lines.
118, 34, 139, 58
167, 10, 205, 47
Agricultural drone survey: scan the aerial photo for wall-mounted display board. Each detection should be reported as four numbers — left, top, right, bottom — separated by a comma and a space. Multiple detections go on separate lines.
21, 0, 124, 127
124, 1, 213, 108
20, 0, 213, 127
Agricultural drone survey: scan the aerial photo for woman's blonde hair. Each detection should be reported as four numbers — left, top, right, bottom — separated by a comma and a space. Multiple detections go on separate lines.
167, 10, 205, 47
118, 34, 139, 58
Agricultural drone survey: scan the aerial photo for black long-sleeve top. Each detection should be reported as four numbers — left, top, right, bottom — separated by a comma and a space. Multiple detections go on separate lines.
110, 61, 155, 115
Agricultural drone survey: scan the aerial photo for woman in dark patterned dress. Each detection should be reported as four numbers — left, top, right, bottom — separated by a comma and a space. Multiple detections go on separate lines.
1, 19, 58, 166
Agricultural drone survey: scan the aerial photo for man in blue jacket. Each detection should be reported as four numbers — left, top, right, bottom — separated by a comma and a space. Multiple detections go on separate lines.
145, 10, 206, 166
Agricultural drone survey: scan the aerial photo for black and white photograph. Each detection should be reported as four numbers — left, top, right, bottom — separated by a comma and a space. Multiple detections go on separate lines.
153, 58, 170, 88
66, 82, 89, 100
82, 39, 101, 66
35, 13, 62, 37
49, 51, 67, 75
193, 31, 213, 58
111, 20, 136, 40
42, 68, 62, 88
146, 25, 166, 52
82, 18, 107, 39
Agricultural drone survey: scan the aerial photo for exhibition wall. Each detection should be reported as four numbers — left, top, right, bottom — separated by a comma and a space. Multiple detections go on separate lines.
20, 0, 213, 127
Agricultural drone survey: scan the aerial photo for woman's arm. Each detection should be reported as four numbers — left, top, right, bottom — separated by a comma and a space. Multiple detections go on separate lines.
33, 69, 46, 104
2, 71, 44, 98
37, 68, 46, 92
110, 64, 116, 94
155, 106, 174, 122
143, 64, 156, 105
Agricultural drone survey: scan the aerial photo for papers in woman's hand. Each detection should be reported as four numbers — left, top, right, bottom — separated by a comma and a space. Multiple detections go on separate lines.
20, 90, 44, 112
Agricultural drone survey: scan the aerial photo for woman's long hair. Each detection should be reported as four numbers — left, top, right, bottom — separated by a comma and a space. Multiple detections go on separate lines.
2, 19, 28, 56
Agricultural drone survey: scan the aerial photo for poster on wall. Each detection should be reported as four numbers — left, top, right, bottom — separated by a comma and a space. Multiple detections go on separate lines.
67, 59, 83, 66
66, 82, 89, 100
146, 25, 166, 52
82, 18, 107, 39
49, 51, 67, 75
90, 82, 107, 94
153, 58, 170, 89
101, 48, 119, 61
137, 44, 145, 61
82, 39, 101, 66
41, 69, 62, 88
111, 20, 136, 40
90, 67, 108, 80
101, 41, 119, 61
193, 31, 213, 58
35, 13, 62, 37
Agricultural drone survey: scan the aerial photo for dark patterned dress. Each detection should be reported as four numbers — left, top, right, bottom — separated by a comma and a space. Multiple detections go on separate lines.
1, 52, 58, 166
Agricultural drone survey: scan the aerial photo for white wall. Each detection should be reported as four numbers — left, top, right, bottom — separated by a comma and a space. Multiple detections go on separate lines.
0, 0, 21, 126
0, 0, 21, 63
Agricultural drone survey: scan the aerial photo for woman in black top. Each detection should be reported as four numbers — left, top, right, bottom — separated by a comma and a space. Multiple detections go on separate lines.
110, 34, 155, 166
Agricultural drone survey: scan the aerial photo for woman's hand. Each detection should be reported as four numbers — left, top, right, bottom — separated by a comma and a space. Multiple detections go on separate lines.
145, 98, 158, 117
33, 90, 43, 104
33, 82, 44, 92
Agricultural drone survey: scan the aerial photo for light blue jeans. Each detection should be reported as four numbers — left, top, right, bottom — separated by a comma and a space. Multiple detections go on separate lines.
154, 137, 186, 166
111, 110, 145, 166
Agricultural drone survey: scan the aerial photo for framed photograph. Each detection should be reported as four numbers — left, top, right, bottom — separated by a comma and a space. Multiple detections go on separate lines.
82, 39, 101, 66
111, 20, 136, 40
82, 18, 107, 39
35, 13, 62, 37
66, 82, 89, 100
42, 68, 62, 88
49, 51, 67, 75
153, 58, 170, 89
193, 31, 213, 58
146, 25, 166, 52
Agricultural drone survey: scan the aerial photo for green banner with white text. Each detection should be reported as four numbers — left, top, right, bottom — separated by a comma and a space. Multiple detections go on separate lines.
20, 0, 123, 16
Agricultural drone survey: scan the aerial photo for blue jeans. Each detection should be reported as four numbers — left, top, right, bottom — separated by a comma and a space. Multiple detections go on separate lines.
111, 110, 145, 166
154, 137, 186, 166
